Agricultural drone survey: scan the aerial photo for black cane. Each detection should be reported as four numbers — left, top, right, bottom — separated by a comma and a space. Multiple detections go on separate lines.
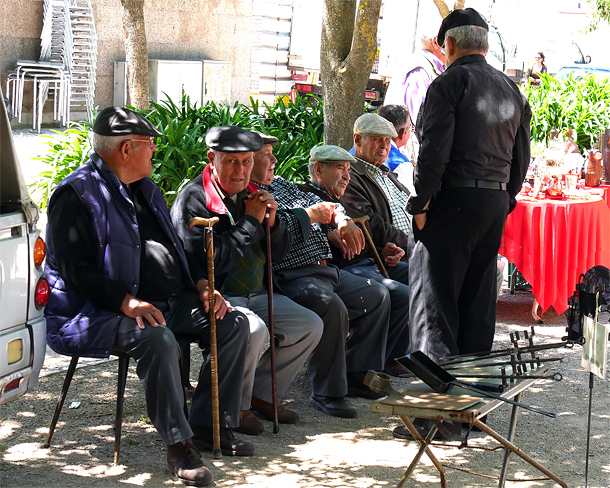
264, 216, 280, 434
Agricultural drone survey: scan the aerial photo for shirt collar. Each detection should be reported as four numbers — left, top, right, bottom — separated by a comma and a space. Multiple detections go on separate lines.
447, 54, 487, 69
356, 156, 388, 176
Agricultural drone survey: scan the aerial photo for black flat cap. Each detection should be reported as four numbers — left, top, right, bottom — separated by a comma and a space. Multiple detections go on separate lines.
93, 107, 162, 137
206, 126, 263, 152
437, 8, 488, 46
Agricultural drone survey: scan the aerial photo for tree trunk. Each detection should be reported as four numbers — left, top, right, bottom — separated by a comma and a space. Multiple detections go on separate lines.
120, 0, 149, 109
321, 0, 382, 148
432, 0, 465, 19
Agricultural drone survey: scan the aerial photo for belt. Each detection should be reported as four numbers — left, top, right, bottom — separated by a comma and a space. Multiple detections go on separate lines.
443, 179, 507, 190
314, 259, 327, 266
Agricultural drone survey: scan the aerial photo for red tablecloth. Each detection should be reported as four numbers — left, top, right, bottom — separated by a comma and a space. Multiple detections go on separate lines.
586, 184, 610, 209
499, 195, 610, 314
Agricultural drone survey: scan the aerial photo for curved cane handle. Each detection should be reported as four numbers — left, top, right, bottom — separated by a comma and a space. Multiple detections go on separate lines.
188, 216, 220, 228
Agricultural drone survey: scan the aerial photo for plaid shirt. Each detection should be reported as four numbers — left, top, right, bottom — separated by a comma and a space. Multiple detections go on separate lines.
357, 157, 412, 236
257, 176, 348, 272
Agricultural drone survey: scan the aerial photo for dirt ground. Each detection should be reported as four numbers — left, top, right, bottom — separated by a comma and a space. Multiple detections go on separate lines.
1, 290, 609, 488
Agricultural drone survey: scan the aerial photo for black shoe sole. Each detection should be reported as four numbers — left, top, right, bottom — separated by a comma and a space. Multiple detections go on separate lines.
309, 397, 359, 418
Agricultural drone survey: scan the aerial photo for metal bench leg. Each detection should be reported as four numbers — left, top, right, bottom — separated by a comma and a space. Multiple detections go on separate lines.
44, 356, 80, 448
114, 353, 129, 465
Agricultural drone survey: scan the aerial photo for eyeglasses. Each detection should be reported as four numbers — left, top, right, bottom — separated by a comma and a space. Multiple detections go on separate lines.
123, 138, 156, 149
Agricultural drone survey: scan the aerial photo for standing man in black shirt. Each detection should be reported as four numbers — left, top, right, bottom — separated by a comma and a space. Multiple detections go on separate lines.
406, 8, 531, 362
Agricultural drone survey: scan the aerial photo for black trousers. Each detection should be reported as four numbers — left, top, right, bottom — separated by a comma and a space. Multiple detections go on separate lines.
408, 188, 509, 361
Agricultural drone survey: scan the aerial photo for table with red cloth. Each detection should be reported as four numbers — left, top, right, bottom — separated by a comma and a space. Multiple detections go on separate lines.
499, 193, 610, 316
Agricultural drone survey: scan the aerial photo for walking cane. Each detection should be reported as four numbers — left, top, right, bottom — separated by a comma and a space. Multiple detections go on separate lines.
351, 215, 390, 279
188, 216, 222, 459
264, 216, 280, 434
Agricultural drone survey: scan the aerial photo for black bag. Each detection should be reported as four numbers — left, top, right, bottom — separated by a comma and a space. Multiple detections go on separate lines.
564, 266, 610, 342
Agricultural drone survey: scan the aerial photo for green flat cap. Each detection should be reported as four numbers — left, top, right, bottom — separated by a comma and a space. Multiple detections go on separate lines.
310, 145, 356, 163
252, 130, 279, 146
353, 113, 397, 138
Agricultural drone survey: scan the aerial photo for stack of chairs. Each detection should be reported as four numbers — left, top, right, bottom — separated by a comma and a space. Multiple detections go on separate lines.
5, 0, 97, 132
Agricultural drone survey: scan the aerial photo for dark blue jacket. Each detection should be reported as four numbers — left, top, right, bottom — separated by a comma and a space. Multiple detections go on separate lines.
44, 151, 193, 357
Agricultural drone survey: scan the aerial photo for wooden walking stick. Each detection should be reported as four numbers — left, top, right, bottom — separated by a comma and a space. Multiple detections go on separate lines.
264, 216, 280, 434
352, 215, 390, 279
188, 216, 222, 459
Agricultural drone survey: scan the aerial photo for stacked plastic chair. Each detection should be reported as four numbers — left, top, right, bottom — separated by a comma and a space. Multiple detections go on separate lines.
5, 0, 97, 132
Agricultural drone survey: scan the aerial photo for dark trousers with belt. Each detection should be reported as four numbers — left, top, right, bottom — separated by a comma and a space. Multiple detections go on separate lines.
276, 264, 391, 397
408, 187, 509, 361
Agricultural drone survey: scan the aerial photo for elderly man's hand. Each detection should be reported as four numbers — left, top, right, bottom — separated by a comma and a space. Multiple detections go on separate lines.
120, 294, 166, 329
245, 190, 277, 226
327, 229, 349, 259
305, 202, 335, 224
197, 280, 232, 320
337, 219, 365, 257
382, 242, 405, 267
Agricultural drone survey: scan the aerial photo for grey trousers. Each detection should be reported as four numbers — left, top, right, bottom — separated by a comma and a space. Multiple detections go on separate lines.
229, 293, 323, 406
276, 264, 391, 397
343, 258, 411, 362
113, 290, 250, 445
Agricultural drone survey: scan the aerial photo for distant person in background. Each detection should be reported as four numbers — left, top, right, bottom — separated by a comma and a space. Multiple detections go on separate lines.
377, 104, 415, 194
527, 52, 547, 86
383, 34, 445, 164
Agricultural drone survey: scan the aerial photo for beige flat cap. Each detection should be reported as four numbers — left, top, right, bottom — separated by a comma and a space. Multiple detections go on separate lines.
353, 113, 398, 137
252, 130, 279, 146
310, 145, 356, 163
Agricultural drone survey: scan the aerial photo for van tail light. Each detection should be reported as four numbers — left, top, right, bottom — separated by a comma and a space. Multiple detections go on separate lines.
34, 237, 46, 267
4, 379, 20, 393
35, 278, 50, 309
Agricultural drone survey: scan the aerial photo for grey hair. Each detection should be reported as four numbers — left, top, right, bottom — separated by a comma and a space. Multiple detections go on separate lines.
445, 25, 488, 52
91, 133, 125, 154
308, 161, 318, 179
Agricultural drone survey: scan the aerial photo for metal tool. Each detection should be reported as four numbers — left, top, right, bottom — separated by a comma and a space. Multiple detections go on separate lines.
264, 216, 279, 434
441, 341, 574, 366
397, 351, 557, 418
188, 216, 222, 459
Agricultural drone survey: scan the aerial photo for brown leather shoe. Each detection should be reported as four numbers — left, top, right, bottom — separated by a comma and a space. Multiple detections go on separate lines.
251, 396, 300, 424
167, 439, 213, 486
192, 426, 256, 457
233, 409, 265, 435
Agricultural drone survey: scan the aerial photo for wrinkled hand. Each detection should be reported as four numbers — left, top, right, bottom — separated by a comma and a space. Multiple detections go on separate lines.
245, 190, 278, 227
305, 202, 335, 224
382, 242, 405, 267
197, 280, 232, 320
337, 220, 365, 258
327, 229, 350, 259
120, 294, 166, 329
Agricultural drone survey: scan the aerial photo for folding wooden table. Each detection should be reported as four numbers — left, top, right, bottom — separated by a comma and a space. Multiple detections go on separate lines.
369, 370, 567, 488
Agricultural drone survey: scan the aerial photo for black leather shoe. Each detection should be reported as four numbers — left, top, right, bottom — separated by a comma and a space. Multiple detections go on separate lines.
192, 426, 256, 456
346, 372, 384, 399
167, 439, 213, 486
310, 394, 359, 418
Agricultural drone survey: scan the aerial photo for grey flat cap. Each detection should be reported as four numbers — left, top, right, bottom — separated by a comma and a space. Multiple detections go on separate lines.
310, 145, 356, 163
353, 113, 398, 138
93, 107, 163, 137
206, 126, 263, 152
252, 130, 279, 146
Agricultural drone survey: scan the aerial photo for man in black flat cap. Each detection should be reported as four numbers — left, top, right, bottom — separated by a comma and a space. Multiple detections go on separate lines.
171, 126, 323, 432
44, 107, 252, 486
406, 8, 531, 371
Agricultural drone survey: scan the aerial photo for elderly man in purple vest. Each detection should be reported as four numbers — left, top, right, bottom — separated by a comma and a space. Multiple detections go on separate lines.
44, 107, 252, 487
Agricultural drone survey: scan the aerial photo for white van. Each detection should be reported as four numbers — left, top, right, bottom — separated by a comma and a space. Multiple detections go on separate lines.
0, 88, 48, 404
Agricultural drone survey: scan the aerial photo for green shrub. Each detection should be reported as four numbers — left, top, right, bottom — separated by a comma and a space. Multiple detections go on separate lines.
31, 121, 92, 209
525, 72, 610, 152
31, 95, 324, 208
